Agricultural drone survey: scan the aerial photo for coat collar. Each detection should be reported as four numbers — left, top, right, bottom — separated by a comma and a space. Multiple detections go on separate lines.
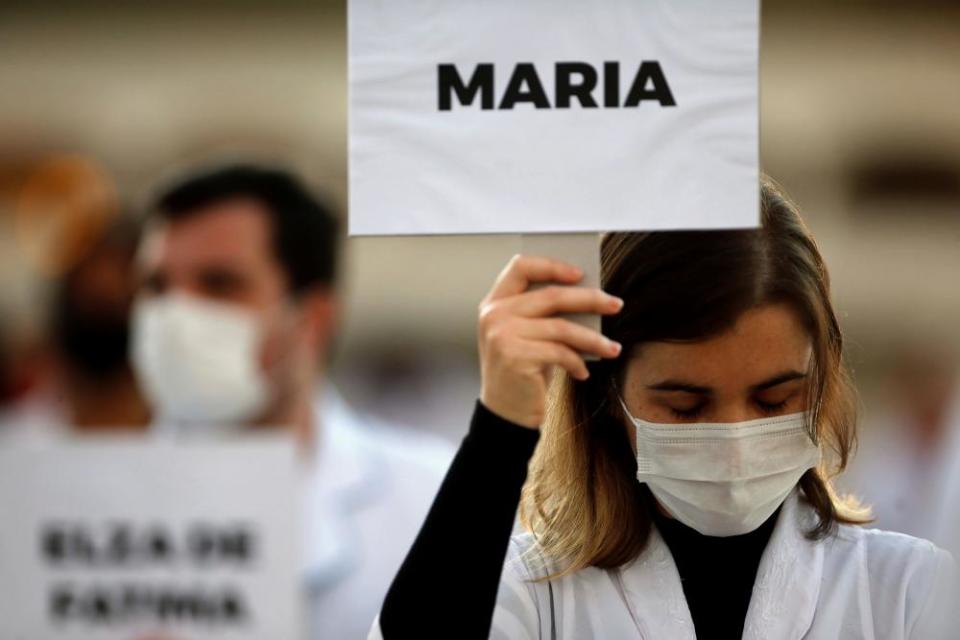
615, 489, 822, 640
302, 386, 389, 590
615, 515, 697, 639
741, 489, 823, 640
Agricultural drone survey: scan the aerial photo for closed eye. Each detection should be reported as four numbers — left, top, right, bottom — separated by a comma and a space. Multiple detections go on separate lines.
668, 398, 790, 420
756, 399, 788, 413
668, 404, 706, 419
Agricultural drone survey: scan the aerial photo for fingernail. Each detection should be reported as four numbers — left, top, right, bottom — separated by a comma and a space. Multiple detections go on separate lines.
611, 296, 624, 309
609, 340, 622, 355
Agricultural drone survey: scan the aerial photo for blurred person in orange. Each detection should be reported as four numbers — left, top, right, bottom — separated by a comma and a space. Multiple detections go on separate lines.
0, 218, 150, 439
130, 163, 453, 639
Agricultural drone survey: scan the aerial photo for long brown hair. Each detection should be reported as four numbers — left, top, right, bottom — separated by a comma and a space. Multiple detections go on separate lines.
519, 176, 870, 579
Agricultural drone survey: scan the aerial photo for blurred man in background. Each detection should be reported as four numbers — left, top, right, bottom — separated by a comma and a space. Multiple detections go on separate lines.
130, 163, 452, 638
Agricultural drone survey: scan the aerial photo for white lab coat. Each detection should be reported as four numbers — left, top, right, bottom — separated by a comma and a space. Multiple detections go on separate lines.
369, 489, 956, 639
838, 384, 960, 543
838, 383, 960, 563
935, 448, 960, 562
305, 387, 454, 639
931, 387, 960, 560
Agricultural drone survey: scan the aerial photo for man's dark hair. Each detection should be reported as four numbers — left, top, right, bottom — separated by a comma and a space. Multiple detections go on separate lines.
153, 163, 339, 294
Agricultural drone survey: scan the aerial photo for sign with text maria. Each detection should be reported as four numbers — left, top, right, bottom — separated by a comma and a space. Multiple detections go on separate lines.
348, 0, 759, 235
0, 437, 302, 640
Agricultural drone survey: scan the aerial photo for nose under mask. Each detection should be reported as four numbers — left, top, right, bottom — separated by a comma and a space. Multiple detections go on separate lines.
619, 397, 821, 537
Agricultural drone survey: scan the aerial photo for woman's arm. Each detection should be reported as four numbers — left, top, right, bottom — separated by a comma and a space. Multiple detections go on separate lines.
370, 255, 623, 639
376, 399, 541, 639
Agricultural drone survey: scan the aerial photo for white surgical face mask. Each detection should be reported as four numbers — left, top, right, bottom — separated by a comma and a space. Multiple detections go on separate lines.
619, 397, 820, 537
131, 294, 270, 428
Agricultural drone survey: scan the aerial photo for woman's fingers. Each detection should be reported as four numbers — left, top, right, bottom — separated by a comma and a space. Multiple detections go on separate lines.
513, 317, 622, 359
518, 339, 591, 381
497, 285, 623, 318
478, 254, 625, 427
486, 254, 583, 301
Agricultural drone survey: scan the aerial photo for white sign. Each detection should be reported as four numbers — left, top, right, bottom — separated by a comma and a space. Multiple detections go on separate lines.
349, 0, 759, 236
0, 437, 302, 640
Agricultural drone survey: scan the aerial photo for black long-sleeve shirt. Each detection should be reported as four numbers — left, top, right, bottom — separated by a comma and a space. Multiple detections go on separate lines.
650, 494, 779, 640
379, 400, 540, 639
378, 400, 776, 639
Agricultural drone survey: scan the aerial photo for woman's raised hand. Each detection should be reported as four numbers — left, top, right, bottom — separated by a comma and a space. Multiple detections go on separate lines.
477, 255, 624, 429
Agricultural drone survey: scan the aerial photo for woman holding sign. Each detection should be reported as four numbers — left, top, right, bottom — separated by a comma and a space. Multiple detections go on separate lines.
370, 179, 955, 639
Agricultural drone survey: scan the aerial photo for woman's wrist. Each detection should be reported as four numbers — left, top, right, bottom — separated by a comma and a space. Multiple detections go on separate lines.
470, 398, 542, 450
478, 390, 542, 429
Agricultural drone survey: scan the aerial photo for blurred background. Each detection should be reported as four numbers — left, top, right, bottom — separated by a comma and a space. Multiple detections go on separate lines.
0, 0, 958, 535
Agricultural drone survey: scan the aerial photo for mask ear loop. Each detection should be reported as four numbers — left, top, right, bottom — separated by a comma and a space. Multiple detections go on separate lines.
608, 375, 632, 423
616, 396, 637, 423
611, 377, 639, 425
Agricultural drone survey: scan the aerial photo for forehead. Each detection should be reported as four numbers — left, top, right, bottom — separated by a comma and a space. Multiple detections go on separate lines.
140, 198, 275, 270
626, 304, 812, 386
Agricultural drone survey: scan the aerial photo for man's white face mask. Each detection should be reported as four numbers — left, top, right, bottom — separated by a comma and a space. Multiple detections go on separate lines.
619, 397, 821, 537
131, 294, 270, 427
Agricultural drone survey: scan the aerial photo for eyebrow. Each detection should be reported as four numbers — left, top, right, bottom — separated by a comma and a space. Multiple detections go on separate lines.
645, 370, 808, 395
